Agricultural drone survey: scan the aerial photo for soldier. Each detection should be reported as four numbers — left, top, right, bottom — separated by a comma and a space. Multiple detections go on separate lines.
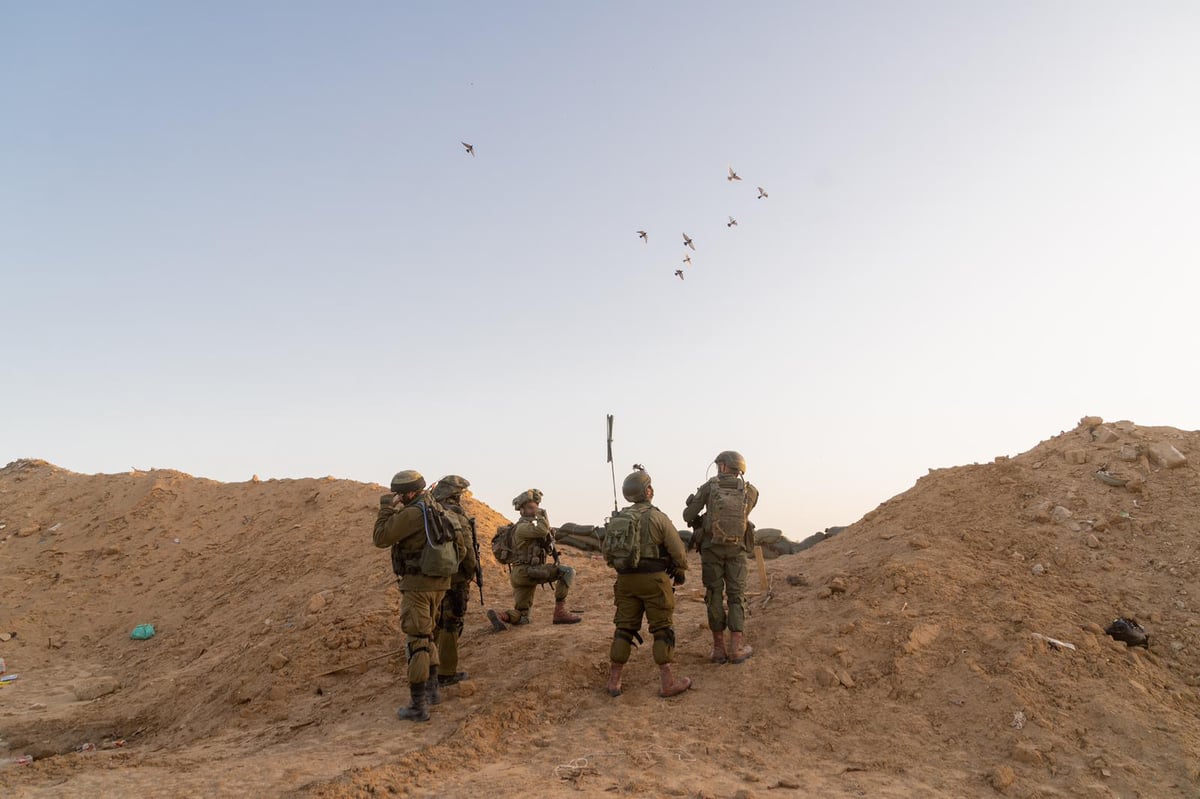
431, 475, 478, 686
682, 451, 759, 664
372, 469, 461, 722
488, 489, 582, 628
605, 469, 692, 698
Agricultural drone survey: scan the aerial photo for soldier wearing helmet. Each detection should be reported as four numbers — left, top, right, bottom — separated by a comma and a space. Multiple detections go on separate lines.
430, 475, 478, 687
604, 468, 692, 698
488, 488, 582, 628
373, 469, 462, 722
682, 451, 760, 664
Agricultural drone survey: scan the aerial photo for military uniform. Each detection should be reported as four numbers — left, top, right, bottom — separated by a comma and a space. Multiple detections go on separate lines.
502, 512, 576, 621
682, 452, 759, 663
607, 470, 692, 697
431, 476, 478, 685
373, 470, 457, 721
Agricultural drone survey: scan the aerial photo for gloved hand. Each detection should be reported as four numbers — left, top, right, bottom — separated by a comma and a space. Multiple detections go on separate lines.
380, 493, 394, 508
672, 572, 685, 586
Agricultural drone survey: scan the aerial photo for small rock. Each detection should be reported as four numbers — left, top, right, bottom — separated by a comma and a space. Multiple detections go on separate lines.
1148, 442, 1187, 469
816, 587, 832, 599
908, 535, 931, 549
1079, 415, 1103, 428
1093, 426, 1120, 444
1027, 501, 1053, 523
307, 593, 327, 613
251, 474, 261, 483
1117, 444, 1141, 462
16, 525, 40, 538
990, 765, 1015, 792
1051, 506, 1073, 525
836, 669, 855, 688
456, 680, 478, 698
1031, 564, 1045, 576
829, 577, 848, 594
71, 676, 121, 701
1065, 449, 1089, 465
785, 574, 808, 587
1011, 742, 1043, 765
1082, 622, 1104, 635
267, 652, 290, 671
1086, 534, 1100, 549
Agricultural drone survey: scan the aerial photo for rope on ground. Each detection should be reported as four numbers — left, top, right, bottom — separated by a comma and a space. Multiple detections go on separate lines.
554, 745, 697, 779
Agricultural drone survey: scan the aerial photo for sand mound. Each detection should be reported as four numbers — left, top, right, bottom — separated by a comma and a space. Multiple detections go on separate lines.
1, 418, 1198, 797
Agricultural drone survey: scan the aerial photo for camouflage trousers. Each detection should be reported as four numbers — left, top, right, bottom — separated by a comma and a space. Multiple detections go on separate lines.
401, 589, 444, 685
610, 571, 677, 665
701, 542, 748, 633
434, 581, 470, 679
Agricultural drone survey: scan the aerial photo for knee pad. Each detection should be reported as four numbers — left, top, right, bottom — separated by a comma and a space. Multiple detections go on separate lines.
405, 636, 431, 660
652, 628, 676, 648
557, 565, 576, 587
615, 628, 643, 647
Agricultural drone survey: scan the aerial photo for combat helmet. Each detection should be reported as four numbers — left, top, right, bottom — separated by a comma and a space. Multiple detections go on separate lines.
390, 469, 426, 494
512, 488, 544, 510
714, 450, 747, 474
432, 474, 470, 501
622, 469, 652, 502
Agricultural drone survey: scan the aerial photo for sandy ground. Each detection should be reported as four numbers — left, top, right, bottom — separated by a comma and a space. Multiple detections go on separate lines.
1, 417, 1199, 798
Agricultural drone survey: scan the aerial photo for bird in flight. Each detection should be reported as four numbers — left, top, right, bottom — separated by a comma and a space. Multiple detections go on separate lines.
757, 186, 768, 199
637, 230, 648, 243
674, 269, 685, 280
727, 167, 741, 182
461, 142, 475, 156
682, 253, 692, 266
682, 233, 696, 250
727, 216, 738, 228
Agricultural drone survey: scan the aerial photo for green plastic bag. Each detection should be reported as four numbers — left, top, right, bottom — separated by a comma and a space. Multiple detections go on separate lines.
130, 624, 156, 640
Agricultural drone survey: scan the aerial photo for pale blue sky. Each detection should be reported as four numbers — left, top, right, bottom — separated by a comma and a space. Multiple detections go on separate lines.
3, 2, 1198, 534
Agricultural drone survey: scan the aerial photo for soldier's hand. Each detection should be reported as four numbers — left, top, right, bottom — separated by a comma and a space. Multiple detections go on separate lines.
380, 493, 394, 509
672, 572, 685, 586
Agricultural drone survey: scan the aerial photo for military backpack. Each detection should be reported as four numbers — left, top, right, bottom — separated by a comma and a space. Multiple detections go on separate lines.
491, 523, 517, 565
602, 505, 651, 571
391, 497, 460, 578
707, 476, 749, 545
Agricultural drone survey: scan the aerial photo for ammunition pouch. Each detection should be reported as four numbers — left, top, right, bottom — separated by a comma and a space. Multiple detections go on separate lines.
616, 557, 668, 575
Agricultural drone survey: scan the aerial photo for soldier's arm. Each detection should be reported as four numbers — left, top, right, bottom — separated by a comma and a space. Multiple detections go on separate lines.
373, 503, 425, 548
681, 484, 708, 526
458, 527, 477, 572
513, 520, 548, 545
655, 512, 689, 573
745, 483, 760, 516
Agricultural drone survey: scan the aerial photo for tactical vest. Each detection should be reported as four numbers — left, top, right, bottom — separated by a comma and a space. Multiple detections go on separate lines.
707, 475, 749, 545
511, 517, 551, 566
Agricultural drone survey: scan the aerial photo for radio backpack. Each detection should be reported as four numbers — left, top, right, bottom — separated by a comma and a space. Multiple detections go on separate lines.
707, 476, 748, 545
602, 505, 650, 570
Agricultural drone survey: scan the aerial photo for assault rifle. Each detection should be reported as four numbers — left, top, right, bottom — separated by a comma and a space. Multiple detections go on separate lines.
469, 517, 484, 605
548, 528, 562, 566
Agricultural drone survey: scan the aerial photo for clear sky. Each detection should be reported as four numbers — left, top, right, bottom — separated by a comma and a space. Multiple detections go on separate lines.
3, 2, 1198, 535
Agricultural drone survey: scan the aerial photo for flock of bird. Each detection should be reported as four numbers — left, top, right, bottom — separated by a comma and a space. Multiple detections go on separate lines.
460, 142, 768, 283
639, 166, 768, 281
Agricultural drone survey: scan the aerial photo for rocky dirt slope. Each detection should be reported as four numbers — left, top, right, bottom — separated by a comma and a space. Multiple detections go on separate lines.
1, 417, 1198, 798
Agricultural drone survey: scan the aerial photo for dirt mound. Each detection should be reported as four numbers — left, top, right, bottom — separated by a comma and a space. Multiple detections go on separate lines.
2, 419, 1198, 797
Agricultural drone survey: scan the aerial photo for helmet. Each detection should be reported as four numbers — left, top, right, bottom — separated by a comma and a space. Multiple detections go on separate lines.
390, 469, 426, 494
512, 488, 544, 510
432, 474, 470, 501
714, 450, 746, 474
621, 470, 652, 502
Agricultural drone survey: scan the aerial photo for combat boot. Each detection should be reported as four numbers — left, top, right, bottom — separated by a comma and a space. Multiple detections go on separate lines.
426, 667, 441, 705
606, 662, 624, 697
552, 601, 582, 625
709, 629, 728, 664
658, 664, 693, 698
729, 631, 753, 664
486, 609, 508, 632
397, 682, 430, 722
438, 671, 469, 686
